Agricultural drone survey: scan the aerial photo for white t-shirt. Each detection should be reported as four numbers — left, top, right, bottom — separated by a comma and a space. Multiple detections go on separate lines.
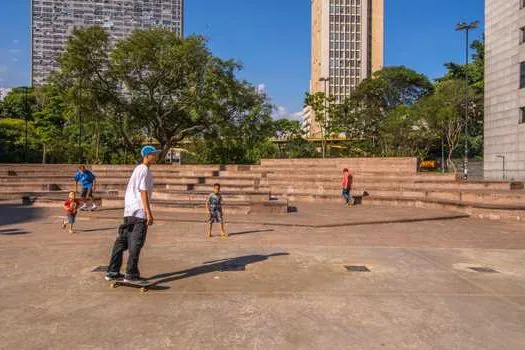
124, 164, 154, 219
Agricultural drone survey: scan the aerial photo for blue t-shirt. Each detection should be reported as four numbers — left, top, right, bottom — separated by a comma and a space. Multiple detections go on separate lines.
74, 170, 96, 189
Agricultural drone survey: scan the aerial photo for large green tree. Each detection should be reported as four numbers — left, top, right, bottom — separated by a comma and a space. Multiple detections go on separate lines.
0, 87, 36, 119
332, 66, 434, 152
304, 91, 337, 157
273, 118, 318, 159
55, 27, 271, 161
415, 80, 476, 170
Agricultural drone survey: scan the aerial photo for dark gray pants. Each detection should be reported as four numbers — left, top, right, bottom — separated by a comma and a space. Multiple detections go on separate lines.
107, 216, 148, 278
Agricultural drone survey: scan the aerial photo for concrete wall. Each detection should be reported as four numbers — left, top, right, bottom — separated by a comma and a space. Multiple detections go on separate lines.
485, 0, 525, 180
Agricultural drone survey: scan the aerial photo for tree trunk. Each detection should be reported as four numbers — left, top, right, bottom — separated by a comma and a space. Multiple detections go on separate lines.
158, 136, 172, 163
95, 120, 100, 163
447, 151, 457, 173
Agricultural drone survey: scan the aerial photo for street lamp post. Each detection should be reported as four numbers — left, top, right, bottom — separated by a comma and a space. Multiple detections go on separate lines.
319, 77, 330, 158
456, 20, 479, 181
77, 87, 83, 164
24, 87, 29, 163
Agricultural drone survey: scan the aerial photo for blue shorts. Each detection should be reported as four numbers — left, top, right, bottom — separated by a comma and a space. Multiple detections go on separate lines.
67, 213, 76, 224
208, 209, 223, 223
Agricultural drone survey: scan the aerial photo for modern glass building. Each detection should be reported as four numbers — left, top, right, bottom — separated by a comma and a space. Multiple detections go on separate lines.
31, 0, 184, 85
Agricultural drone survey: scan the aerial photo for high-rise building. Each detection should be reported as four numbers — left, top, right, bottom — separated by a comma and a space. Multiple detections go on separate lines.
305, 0, 384, 137
31, 0, 184, 86
484, 0, 525, 180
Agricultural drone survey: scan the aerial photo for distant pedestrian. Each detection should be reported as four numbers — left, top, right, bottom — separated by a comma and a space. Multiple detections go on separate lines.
341, 168, 353, 207
206, 183, 228, 239
74, 165, 97, 211
62, 191, 81, 234
105, 145, 160, 284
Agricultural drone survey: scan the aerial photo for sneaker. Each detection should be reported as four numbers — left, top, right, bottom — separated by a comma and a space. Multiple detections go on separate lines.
124, 276, 149, 285
90, 204, 97, 211
80, 203, 88, 211
105, 272, 124, 281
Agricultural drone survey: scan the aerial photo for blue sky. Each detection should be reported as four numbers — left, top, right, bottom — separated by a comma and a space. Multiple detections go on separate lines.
0, 0, 484, 117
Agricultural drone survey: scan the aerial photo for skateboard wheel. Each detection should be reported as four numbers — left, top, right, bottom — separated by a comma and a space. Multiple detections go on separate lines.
140, 287, 147, 293
111, 283, 117, 288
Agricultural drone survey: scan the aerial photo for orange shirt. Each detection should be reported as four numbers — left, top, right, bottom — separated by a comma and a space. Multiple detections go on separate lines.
341, 173, 352, 190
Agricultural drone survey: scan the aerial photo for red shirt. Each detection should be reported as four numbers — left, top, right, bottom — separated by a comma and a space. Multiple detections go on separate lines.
64, 199, 81, 214
341, 172, 352, 190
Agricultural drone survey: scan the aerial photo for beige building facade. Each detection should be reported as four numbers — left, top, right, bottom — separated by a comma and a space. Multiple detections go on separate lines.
305, 0, 384, 137
484, 0, 525, 179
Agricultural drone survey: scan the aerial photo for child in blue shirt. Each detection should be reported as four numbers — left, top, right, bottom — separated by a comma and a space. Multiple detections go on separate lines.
74, 165, 97, 211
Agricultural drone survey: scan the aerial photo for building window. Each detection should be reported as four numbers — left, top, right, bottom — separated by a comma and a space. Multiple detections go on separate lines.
521, 0, 525, 9
521, 62, 525, 89
520, 107, 525, 124
521, 27, 525, 44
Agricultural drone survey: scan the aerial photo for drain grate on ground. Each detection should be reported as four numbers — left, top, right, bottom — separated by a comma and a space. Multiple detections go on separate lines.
345, 265, 370, 272
469, 266, 499, 274
91, 266, 108, 273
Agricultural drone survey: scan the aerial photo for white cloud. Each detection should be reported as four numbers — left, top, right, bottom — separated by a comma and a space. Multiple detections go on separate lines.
272, 105, 287, 119
272, 106, 305, 121
289, 111, 304, 121
257, 83, 265, 93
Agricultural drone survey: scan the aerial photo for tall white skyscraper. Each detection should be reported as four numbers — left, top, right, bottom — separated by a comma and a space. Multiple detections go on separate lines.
305, 0, 384, 137
31, 0, 184, 85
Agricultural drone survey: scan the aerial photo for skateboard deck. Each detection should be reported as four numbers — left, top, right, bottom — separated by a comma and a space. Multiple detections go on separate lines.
109, 280, 168, 293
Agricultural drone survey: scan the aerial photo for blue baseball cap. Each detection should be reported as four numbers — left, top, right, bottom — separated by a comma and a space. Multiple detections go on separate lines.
141, 145, 161, 157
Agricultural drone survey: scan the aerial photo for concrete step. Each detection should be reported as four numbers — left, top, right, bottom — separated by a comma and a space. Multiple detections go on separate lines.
101, 198, 288, 215
267, 180, 521, 191
165, 183, 268, 191
272, 187, 525, 206
363, 196, 525, 221
152, 190, 269, 202
260, 157, 416, 168
0, 182, 269, 194
267, 172, 457, 181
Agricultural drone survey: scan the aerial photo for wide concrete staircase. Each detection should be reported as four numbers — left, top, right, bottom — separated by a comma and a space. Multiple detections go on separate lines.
0, 164, 287, 215
2, 158, 525, 220
260, 158, 525, 221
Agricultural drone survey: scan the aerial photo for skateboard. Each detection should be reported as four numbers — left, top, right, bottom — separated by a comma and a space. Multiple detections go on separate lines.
109, 279, 167, 293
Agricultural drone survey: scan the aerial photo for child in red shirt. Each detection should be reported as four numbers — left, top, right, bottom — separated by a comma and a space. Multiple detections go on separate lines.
341, 168, 353, 207
63, 191, 81, 234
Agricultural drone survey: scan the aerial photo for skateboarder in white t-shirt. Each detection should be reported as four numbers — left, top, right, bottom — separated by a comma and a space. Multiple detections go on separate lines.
105, 145, 160, 283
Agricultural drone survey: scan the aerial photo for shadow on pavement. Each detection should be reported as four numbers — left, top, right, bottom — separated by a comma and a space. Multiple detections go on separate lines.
80, 227, 116, 233
0, 228, 30, 235
228, 229, 274, 236
0, 203, 44, 226
146, 252, 290, 285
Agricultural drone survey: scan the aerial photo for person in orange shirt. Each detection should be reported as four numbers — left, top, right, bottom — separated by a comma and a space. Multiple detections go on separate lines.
62, 191, 82, 234
341, 168, 353, 207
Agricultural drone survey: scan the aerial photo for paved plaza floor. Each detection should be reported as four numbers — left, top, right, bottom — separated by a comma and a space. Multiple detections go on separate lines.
1, 201, 525, 349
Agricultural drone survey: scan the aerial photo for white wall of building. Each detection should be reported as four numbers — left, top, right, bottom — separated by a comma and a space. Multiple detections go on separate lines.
485, 0, 525, 180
